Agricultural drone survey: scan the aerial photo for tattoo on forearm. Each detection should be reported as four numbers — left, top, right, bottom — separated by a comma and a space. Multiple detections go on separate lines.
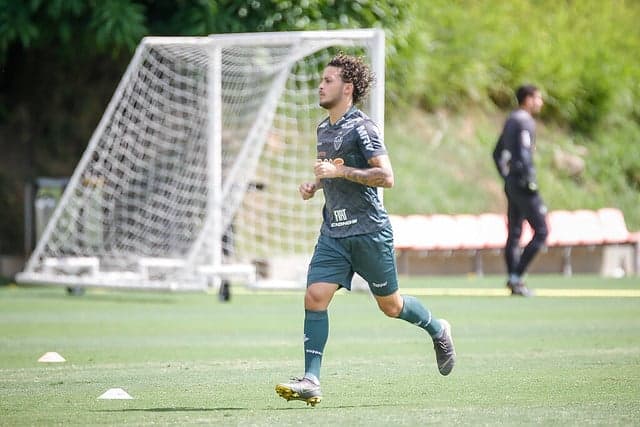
343, 167, 389, 187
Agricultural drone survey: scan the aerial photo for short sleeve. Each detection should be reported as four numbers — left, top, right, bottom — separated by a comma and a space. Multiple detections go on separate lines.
356, 120, 387, 159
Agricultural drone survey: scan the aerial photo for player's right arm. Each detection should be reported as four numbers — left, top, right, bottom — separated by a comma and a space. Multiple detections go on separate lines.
299, 179, 322, 200
504, 116, 538, 192
492, 133, 509, 179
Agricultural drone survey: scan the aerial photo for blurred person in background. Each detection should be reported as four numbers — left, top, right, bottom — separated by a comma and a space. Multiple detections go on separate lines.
492, 84, 548, 297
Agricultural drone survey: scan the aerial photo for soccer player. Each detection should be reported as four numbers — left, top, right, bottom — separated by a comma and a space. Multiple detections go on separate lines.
492, 84, 549, 297
275, 53, 456, 407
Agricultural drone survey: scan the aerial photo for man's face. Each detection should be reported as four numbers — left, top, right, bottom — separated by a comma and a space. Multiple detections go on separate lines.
319, 66, 348, 109
528, 91, 544, 115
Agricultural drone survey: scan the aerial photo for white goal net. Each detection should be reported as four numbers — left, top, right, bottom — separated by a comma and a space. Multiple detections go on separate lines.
17, 29, 385, 291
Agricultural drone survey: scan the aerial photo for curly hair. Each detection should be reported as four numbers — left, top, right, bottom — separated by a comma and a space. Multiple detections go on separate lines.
328, 53, 375, 105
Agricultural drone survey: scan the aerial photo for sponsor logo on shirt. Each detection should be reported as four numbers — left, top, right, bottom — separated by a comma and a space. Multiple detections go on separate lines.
331, 219, 358, 228
330, 208, 358, 228
357, 124, 374, 151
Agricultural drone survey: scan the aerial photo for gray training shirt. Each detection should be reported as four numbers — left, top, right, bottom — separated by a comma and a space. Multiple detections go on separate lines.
316, 106, 390, 238
492, 109, 538, 189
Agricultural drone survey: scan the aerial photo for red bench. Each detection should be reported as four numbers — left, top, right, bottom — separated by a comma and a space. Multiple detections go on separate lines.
390, 208, 639, 276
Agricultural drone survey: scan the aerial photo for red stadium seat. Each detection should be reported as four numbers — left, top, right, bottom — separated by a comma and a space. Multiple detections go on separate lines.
454, 214, 485, 250
573, 209, 605, 245
404, 215, 437, 250
477, 213, 507, 249
546, 210, 581, 246
388, 209, 638, 277
597, 208, 632, 244
389, 215, 412, 250
392, 208, 637, 253
428, 214, 463, 251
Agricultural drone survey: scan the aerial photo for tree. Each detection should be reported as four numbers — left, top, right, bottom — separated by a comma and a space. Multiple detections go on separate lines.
1, 0, 410, 59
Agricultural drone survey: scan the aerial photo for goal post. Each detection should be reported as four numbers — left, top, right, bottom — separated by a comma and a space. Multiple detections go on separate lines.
17, 29, 385, 292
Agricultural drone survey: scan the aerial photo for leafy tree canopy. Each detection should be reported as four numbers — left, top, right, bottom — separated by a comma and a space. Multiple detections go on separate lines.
0, 0, 411, 59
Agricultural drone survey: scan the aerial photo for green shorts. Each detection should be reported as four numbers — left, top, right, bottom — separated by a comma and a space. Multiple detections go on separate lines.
307, 225, 399, 296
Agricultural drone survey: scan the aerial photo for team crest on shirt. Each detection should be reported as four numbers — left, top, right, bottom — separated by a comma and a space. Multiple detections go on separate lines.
333, 134, 343, 150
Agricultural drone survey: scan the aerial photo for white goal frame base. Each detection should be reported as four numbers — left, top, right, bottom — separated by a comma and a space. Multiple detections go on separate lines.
17, 257, 255, 292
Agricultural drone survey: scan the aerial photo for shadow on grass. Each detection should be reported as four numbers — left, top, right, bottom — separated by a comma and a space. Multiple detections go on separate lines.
93, 403, 400, 413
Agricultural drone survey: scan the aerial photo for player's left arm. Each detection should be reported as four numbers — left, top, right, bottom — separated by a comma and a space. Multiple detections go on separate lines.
343, 154, 394, 188
314, 154, 394, 188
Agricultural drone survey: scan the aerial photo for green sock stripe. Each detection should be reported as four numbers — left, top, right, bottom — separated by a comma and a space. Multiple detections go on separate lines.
398, 295, 443, 338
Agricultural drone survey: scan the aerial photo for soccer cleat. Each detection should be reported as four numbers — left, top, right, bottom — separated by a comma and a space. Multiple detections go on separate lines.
507, 280, 534, 297
275, 377, 322, 407
432, 319, 456, 376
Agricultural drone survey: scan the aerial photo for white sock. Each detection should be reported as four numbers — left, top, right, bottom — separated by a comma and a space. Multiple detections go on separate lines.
303, 373, 320, 385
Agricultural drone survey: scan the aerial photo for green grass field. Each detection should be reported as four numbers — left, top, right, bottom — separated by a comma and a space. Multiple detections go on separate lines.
1, 275, 639, 426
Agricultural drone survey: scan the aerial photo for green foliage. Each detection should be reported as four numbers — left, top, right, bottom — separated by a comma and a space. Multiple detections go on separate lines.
0, 0, 141, 58
0, 0, 40, 53
0, 0, 412, 59
384, 0, 640, 228
385, 107, 640, 231
203, 0, 410, 33
90, 0, 146, 54
385, 110, 503, 215
393, 0, 640, 135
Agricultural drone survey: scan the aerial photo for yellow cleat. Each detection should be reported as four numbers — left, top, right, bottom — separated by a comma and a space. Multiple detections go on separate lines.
275, 377, 322, 407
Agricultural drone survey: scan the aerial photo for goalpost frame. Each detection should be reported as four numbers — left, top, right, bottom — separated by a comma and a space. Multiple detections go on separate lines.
190, 29, 385, 284
17, 29, 386, 291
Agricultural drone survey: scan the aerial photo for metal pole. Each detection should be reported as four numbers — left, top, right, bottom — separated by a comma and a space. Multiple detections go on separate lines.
369, 29, 386, 202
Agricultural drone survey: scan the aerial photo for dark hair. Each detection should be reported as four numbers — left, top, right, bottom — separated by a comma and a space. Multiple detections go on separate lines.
516, 84, 539, 106
328, 53, 374, 104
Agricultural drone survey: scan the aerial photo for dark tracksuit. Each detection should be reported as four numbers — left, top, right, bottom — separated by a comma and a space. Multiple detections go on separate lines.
492, 109, 548, 277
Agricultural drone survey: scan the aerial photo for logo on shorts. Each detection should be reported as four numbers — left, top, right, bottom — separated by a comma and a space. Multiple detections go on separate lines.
371, 281, 387, 288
